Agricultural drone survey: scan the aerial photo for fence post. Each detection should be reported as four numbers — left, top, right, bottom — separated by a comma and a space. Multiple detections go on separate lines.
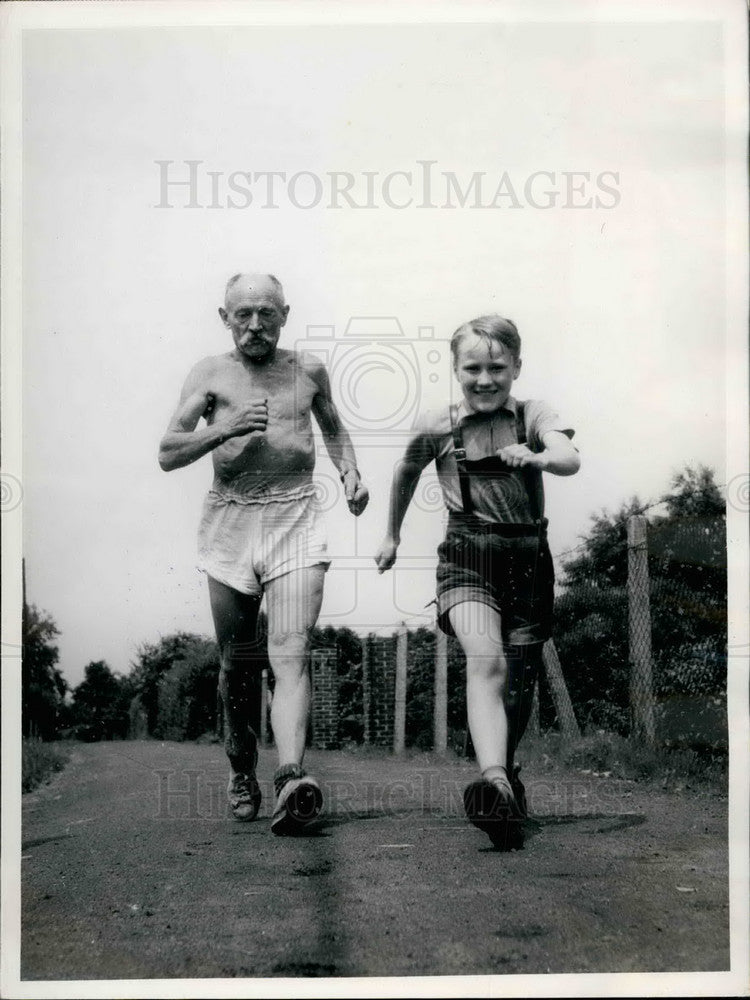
434, 625, 448, 753
627, 515, 656, 745
260, 668, 269, 745
393, 626, 408, 753
542, 640, 581, 738
528, 683, 541, 737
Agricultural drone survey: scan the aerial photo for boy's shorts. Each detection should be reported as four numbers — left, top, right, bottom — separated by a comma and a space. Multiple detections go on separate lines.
436, 520, 554, 644
197, 486, 330, 597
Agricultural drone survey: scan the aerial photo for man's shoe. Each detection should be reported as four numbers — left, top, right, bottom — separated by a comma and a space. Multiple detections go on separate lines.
271, 772, 323, 836
463, 772, 524, 851
227, 771, 262, 822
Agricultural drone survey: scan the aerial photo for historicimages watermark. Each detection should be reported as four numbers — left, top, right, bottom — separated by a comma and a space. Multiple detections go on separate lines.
154, 159, 621, 211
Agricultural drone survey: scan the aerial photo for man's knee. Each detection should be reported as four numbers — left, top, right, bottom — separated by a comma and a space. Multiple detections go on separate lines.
267, 626, 310, 663
221, 636, 262, 662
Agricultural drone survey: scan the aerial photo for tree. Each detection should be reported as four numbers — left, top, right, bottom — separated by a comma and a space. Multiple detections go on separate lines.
130, 632, 218, 735
70, 660, 133, 740
648, 465, 726, 697
554, 465, 727, 732
130, 620, 272, 741
155, 637, 221, 741
22, 602, 67, 740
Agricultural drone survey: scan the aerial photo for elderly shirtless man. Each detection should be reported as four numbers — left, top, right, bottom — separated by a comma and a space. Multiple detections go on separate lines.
159, 273, 368, 834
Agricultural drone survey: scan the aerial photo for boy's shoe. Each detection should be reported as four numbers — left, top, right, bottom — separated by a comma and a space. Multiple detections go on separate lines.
270, 767, 323, 836
463, 772, 524, 851
510, 763, 528, 820
227, 771, 262, 822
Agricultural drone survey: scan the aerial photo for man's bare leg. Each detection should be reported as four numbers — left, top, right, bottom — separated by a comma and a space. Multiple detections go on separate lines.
264, 564, 326, 833
264, 564, 325, 764
208, 577, 263, 820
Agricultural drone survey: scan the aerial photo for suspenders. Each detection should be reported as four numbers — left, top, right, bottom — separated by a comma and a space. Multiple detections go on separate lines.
449, 401, 542, 523
450, 403, 474, 515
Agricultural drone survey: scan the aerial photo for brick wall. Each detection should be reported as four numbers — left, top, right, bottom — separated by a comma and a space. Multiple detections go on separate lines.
362, 636, 396, 747
310, 648, 339, 749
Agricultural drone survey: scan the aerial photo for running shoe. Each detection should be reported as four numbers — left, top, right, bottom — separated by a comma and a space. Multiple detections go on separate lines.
271, 773, 323, 836
227, 771, 262, 822
463, 772, 524, 850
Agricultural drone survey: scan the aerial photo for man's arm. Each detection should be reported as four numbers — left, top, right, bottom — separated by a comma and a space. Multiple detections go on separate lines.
497, 430, 580, 476
374, 431, 434, 573
158, 363, 268, 472
309, 359, 369, 515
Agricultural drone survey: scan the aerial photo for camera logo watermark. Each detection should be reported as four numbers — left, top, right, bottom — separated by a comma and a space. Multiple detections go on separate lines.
297, 317, 449, 442
154, 160, 621, 211
1, 472, 23, 513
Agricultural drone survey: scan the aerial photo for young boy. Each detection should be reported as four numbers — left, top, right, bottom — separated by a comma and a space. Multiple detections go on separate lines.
374, 314, 579, 849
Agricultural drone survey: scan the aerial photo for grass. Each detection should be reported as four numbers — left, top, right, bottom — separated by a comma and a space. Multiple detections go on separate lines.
528, 729, 728, 795
22, 738, 69, 793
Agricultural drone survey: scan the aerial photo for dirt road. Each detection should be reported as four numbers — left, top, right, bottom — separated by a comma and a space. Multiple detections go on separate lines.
20, 739, 729, 982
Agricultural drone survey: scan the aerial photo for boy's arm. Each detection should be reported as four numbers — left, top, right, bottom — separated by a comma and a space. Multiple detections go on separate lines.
158, 362, 267, 472
375, 431, 434, 573
309, 357, 369, 515
497, 430, 580, 476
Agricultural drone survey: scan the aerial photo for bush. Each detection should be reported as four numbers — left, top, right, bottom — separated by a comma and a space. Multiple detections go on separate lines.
22, 738, 68, 793
156, 639, 221, 741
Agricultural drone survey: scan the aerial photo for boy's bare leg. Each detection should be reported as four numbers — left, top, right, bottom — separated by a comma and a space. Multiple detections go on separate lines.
504, 643, 541, 771
264, 564, 326, 767
449, 601, 509, 773
451, 600, 525, 846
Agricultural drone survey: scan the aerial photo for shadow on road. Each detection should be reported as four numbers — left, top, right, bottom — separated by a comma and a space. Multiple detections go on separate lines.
269, 821, 347, 977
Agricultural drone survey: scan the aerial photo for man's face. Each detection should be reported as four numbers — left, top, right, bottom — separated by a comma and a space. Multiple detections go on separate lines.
454, 334, 521, 414
219, 278, 290, 363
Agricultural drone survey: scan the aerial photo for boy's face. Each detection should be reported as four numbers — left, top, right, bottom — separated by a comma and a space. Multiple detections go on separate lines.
453, 334, 521, 414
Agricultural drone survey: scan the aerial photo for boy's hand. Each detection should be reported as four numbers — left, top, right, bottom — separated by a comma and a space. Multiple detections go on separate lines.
374, 537, 398, 573
342, 469, 369, 516
496, 443, 546, 469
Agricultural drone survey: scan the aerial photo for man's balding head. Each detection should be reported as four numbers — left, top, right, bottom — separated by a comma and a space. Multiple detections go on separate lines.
219, 272, 290, 363
224, 273, 285, 311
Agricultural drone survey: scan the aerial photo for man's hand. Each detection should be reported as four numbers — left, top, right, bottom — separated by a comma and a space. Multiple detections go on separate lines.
496, 443, 547, 469
224, 400, 269, 439
342, 469, 369, 516
374, 536, 398, 573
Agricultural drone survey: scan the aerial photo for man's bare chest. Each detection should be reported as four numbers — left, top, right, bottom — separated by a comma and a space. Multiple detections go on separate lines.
208, 356, 316, 420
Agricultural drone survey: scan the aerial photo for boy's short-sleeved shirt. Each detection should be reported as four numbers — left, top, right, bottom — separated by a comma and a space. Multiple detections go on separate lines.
417, 396, 574, 524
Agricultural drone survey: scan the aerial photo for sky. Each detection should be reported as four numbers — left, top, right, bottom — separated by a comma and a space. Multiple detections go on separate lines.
13, 11, 742, 689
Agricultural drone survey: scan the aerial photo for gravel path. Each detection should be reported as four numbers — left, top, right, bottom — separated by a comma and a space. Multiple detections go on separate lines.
20, 739, 730, 984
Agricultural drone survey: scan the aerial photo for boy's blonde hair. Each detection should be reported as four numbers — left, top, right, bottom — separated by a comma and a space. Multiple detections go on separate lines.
450, 314, 521, 361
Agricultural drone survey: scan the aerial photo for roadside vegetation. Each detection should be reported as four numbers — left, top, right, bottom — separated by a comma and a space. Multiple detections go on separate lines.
22, 739, 69, 793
